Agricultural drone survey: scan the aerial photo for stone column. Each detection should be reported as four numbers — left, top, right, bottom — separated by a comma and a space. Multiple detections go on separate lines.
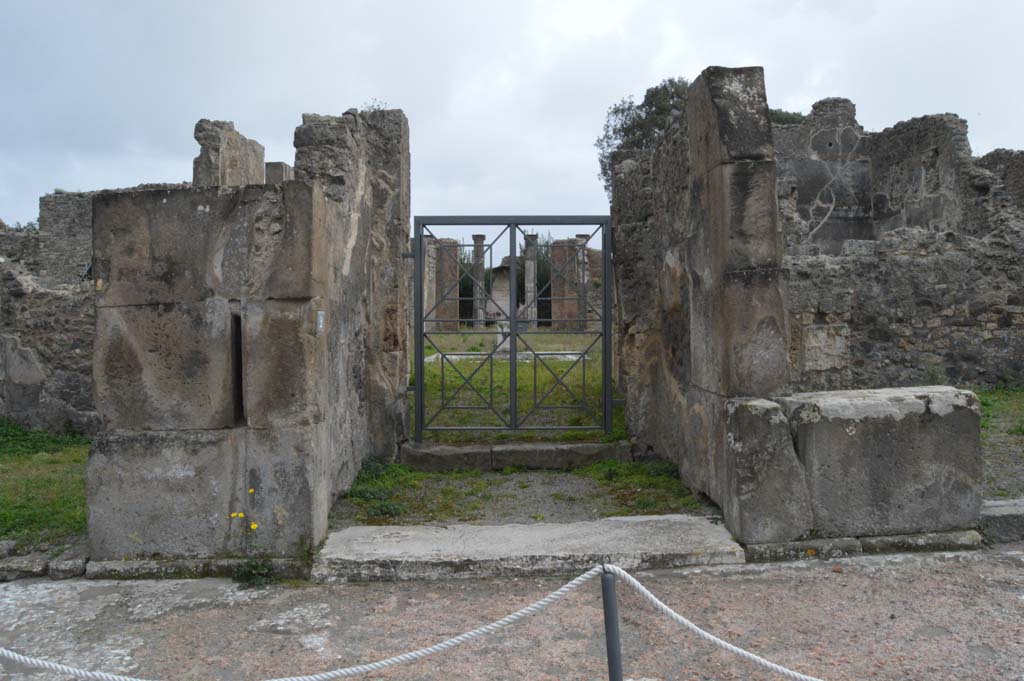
523, 234, 538, 329
549, 239, 578, 331
576, 234, 590, 332
472, 234, 486, 328
422, 236, 438, 332
434, 238, 460, 332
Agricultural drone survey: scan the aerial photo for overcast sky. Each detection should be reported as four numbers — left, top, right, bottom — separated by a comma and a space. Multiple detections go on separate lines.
2, 0, 1022, 227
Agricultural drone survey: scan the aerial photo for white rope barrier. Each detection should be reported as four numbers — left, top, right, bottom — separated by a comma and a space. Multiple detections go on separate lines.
0, 563, 823, 681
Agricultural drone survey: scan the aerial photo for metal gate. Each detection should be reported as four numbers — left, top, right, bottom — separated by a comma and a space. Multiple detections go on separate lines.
413, 216, 612, 441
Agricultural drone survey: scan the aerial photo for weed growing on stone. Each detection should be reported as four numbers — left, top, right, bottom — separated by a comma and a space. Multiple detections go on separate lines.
0, 419, 89, 552
232, 558, 279, 588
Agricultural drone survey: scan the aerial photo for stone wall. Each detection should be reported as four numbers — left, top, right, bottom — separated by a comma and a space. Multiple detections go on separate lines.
777, 100, 1024, 390
87, 110, 410, 560
0, 192, 98, 432
612, 66, 984, 545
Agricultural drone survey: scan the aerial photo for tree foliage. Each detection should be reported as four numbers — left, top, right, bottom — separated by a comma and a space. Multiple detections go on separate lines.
595, 77, 689, 196
769, 108, 806, 125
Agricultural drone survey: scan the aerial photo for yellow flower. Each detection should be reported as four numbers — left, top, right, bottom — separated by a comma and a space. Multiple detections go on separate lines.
238, 512, 245, 519
250, 522, 259, 530
248, 488, 255, 494
229, 512, 238, 518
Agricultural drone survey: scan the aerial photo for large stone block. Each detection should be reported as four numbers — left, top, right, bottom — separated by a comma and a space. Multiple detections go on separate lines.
243, 425, 330, 557
687, 66, 773, 176
87, 429, 246, 560
193, 119, 265, 187
93, 182, 327, 306
776, 386, 982, 537
93, 299, 235, 430
722, 269, 788, 396
708, 161, 782, 271
722, 399, 812, 543
242, 298, 327, 429
87, 426, 328, 560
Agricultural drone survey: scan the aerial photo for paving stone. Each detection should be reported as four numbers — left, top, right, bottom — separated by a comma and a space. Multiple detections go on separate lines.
0, 554, 48, 581
859, 530, 983, 554
980, 498, 1024, 543
744, 537, 863, 563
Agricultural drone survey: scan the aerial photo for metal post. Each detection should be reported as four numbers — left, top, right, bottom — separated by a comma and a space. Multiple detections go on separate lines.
508, 224, 518, 430
601, 219, 613, 433
414, 219, 425, 442
601, 569, 624, 681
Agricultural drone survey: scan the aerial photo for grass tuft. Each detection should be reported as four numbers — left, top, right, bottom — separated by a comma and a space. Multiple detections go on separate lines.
0, 418, 90, 552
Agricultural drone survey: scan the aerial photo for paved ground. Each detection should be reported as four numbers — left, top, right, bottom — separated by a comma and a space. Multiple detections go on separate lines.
2, 546, 1022, 681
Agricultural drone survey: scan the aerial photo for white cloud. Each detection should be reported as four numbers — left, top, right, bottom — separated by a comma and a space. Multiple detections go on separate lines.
1, 0, 1021, 225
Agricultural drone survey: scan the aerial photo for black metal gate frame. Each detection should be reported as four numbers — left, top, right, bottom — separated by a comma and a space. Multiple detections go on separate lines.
413, 215, 612, 442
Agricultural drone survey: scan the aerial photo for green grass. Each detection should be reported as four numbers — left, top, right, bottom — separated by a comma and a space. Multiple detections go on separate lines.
974, 385, 1024, 441
573, 459, 701, 516
343, 460, 491, 524
0, 419, 90, 552
411, 353, 628, 444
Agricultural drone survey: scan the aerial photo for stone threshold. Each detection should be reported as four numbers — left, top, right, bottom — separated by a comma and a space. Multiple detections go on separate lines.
744, 529, 984, 563
4, 499, 1019, 583
398, 440, 632, 472
311, 514, 745, 582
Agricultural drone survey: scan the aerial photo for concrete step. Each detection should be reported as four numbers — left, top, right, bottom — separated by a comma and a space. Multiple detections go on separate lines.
311, 514, 745, 582
981, 498, 1024, 543
398, 440, 632, 472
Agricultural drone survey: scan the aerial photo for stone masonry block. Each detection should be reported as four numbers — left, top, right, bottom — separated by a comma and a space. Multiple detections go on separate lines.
93, 182, 327, 306
722, 269, 789, 396
243, 425, 330, 557
87, 429, 246, 560
708, 161, 782, 272
193, 119, 265, 187
265, 162, 295, 184
777, 387, 982, 537
723, 399, 813, 543
93, 299, 235, 431
87, 426, 328, 560
688, 66, 773, 177
243, 298, 327, 429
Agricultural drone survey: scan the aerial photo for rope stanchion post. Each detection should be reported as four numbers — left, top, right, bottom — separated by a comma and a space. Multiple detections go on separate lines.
601, 565, 624, 681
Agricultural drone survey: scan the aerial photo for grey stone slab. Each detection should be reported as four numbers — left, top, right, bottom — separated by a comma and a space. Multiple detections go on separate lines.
243, 298, 327, 429
744, 538, 863, 563
980, 498, 1024, 543
87, 429, 247, 560
722, 399, 812, 543
0, 554, 48, 581
490, 441, 631, 470
859, 530, 982, 554
0, 540, 15, 559
48, 558, 87, 580
93, 299, 235, 431
398, 443, 493, 471
776, 386, 983, 538
93, 182, 326, 307
312, 515, 745, 582
84, 558, 309, 580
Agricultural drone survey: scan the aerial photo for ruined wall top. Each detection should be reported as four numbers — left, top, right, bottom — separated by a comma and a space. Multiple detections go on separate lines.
192, 119, 265, 187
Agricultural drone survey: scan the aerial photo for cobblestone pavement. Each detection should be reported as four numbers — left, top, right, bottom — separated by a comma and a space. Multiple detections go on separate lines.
2, 546, 1023, 681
